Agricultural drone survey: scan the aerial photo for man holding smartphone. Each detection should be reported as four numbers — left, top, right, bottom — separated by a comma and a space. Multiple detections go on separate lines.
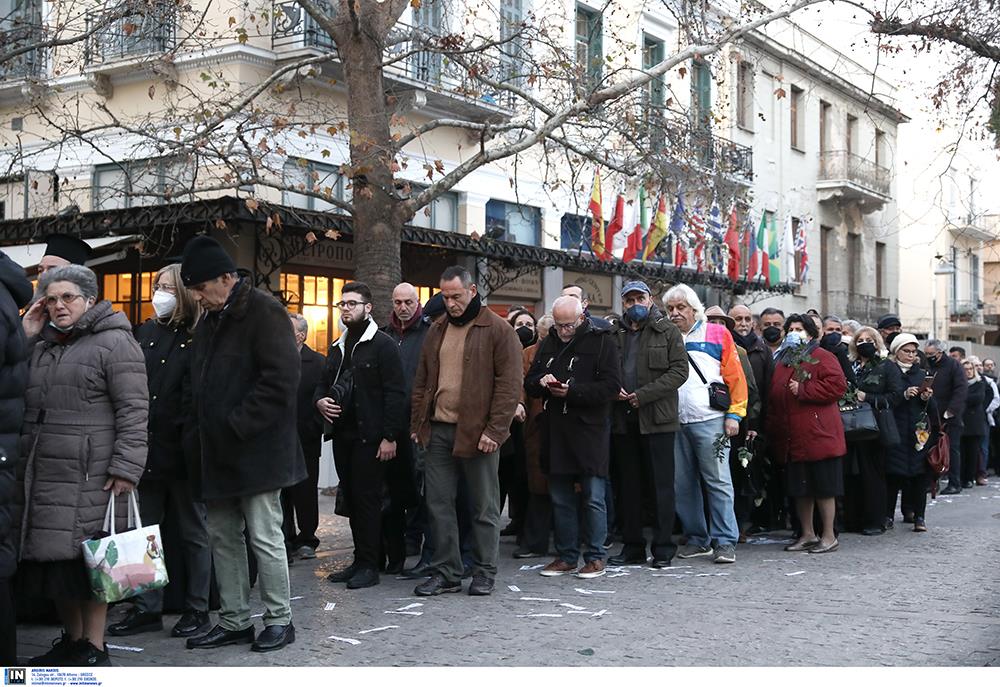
524, 296, 621, 579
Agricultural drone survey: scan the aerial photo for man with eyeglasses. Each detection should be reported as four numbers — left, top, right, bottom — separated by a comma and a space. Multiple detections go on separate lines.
180, 236, 306, 654
410, 266, 522, 597
315, 282, 406, 590
525, 295, 621, 579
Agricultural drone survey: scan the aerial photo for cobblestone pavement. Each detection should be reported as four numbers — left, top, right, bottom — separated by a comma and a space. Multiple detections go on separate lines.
16, 481, 1000, 667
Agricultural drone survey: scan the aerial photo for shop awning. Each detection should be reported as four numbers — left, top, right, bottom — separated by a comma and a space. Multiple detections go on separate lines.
1, 235, 141, 270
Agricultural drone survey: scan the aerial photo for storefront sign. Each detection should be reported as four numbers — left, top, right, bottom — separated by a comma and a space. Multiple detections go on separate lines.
285, 239, 355, 270
564, 270, 612, 310
491, 267, 542, 301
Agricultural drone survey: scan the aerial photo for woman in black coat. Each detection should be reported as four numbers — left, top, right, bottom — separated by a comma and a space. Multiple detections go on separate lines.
885, 335, 937, 532
107, 264, 212, 640
843, 327, 903, 535
960, 359, 988, 489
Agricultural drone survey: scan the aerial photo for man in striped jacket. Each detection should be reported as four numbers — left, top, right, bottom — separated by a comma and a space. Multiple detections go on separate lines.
663, 284, 748, 565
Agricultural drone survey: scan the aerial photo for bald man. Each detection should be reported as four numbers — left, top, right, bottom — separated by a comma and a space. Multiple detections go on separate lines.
381, 282, 433, 577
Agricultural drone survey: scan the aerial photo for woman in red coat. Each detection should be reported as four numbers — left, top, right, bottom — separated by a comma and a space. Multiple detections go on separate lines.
768, 314, 847, 554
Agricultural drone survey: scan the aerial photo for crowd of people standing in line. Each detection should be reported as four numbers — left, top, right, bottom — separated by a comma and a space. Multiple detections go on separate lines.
2, 235, 997, 668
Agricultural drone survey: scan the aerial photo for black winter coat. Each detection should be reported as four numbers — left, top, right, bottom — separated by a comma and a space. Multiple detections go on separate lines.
742, 332, 773, 432
190, 278, 306, 500
296, 344, 325, 459
381, 317, 430, 401
927, 353, 967, 427
962, 378, 988, 438
137, 319, 194, 481
316, 318, 406, 445
887, 364, 938, 477
525, 321, 621, 477
0, 251, 32, 578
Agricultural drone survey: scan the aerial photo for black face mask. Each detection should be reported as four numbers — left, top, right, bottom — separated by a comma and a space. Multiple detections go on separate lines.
820, 332, 842, 351
515, 326, 536, 348
762, 326, 782, 344
857, 342, 877, 360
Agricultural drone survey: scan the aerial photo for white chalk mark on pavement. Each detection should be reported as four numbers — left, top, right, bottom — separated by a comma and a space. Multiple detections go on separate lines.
324, 602, 336, 611
385, 610, 423, 616
395, 603, 424, 611
508, 585, 521, 592
520, 597, 560, 602
328, 635, 362, 645
520, 564, 545, 571
575, 588, 615, 595
358, 626, 399, 635
591, 609, 608, 617
560, 603, 585, 610
107, 644, 144, 653
517, 613, 563, 618
785, 571, 807, 576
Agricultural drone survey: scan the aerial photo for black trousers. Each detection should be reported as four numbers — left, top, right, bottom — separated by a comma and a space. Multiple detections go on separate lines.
333, 435, 386, 570
960, 435, 983, 485
282, 445, 321, 550
886, 473, 927, 521
611, 427, 677, 561
843, 441, 886, 531
0, 577, 14, 665
518, 492, 552, 554
499, 423, 529, 529
946, 422, 964, 489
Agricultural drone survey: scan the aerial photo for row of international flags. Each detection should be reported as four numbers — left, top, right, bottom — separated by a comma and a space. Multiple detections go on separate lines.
587, 169, 810, 286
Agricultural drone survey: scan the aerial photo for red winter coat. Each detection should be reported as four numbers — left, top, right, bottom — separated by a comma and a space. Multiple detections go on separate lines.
767, 344, 847, 465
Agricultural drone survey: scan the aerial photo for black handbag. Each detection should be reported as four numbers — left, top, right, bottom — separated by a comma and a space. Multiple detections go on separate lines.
687, 354, 732, 412
840, 401, 880, 441
871, 397, 901, 446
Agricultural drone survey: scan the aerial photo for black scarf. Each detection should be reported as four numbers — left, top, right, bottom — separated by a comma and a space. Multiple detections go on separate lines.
447, 293, 482, 327
733, 330, 759, 350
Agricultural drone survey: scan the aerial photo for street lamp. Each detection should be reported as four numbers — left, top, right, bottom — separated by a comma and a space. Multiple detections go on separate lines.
932, 255, 956, 340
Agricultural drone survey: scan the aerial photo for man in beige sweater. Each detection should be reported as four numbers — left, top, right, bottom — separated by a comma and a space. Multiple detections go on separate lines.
410, 266, 523, 597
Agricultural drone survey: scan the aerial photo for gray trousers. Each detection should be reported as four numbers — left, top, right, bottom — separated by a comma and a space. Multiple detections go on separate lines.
135, 478, 211, 614
425, 423, 501, 582
207, 490, 291, 630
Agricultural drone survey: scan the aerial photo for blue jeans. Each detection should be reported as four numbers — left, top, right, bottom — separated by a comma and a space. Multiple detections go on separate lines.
674, 417, 740, 548
549, 475, 607, 565
980, 434, 990, 475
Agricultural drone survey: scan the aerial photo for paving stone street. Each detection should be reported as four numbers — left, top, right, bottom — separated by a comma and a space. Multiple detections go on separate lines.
17, 483, 1000, 667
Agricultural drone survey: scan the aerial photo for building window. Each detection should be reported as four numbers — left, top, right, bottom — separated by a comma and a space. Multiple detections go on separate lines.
642, 35, 665, 109
486, 199, 541, 246
575, 5, 602, 86
792, 217, 803, 282
94, 158, 194, 210
819, 100, 831, 154
412, 0, 444, 84
950, 246, 959, 310
971, 251, 980, 303
408, 186, 459, 232
790, 85, 804, 150
691, 59, 712, 130
499, 0, 526, 99
103, 271, 156, 323
736, 60, 753, 130
560, 213, 589, 251
847, 114, 858, 154
875, 129, 886, 167
283, 161, 349, 212
848, 232, 860, 288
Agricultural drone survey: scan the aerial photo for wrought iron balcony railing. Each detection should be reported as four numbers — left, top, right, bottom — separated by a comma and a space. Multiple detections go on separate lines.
0, 23, 47, 80
641, 109, 754, 183
825, 290, 892, 325
84, 6, 176, 66
818, 150, 891, 198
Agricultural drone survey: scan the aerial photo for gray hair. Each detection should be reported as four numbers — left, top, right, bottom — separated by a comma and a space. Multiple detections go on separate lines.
552, 295, 584, 317
662, 284, 706, 322
926, 339, 945, 350
290, 312, 308, 336
38, 264, 98, 301
841, 319, 862, 334
822, 315, 843, 326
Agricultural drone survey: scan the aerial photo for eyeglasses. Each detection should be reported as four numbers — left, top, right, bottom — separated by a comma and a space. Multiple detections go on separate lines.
153, 283, 177, 293
554, 321, 580, 331
44, 293, 85, 308
335, 300, 368, 310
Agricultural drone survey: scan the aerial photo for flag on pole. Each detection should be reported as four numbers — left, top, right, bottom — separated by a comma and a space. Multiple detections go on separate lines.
768, 213, 780, 285
643, 195, 669, 261
605, 192, 626, 258
724, 205, 741, 282
783, 214, 797, 282
670, 191, 687, 267
745, 213, 758, 278
690, 208, 706, 273
755, 212, 768, 283
797, 216, 811, 281
589, 170, 608, 261
623, 187, 648, 263
707, 196, 724, 274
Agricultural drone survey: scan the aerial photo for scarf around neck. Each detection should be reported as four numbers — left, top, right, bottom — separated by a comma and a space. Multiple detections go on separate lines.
390, 302, 424, 336
447, 293, 482, 327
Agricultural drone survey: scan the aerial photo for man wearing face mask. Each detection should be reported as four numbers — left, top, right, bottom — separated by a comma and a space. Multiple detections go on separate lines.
607, 281, 688, 568
924, 339, 969, 495
315, 282, 406, 589
759, 308, 785, 360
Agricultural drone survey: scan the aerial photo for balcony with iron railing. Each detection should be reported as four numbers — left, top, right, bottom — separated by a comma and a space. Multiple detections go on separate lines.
817, 150, 892, 213
83, 8, 176, 67
640, 107, 754, 184
949, 299, 992, 328
825, 290, 892, 325
271, 1, 514, 119
0, 23, 47, 82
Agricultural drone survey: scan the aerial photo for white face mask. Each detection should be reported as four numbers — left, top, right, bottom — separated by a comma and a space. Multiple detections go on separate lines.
152, 290, 177, 319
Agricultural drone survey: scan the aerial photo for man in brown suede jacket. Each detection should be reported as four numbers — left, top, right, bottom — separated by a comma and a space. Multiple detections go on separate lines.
410, 265, 522, 597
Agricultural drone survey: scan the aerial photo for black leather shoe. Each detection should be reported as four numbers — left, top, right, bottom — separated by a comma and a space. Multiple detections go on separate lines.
251, 624, 295, 653
650, 558, 673, 569
415, 573, 462, 596
346, 567, 380, 589
65, 641, 112, 667
608, 549, 646, 566
400, 562, 434, 579
468, 574, 495, 596
962, 481, 975, 489
172, 610, 212, 638
326, 562, 358, 583
108, 609, 163, 636
185, 624, 255, 650
383, 559, 404, 576
513, 548, 546, 559
940, 485, 961, 495
861, 527, 884, 536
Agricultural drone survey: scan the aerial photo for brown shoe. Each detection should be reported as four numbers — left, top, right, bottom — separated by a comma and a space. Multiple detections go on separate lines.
976, 476, 988, 486
575, 559, 606, 579
539, 559, 577, 577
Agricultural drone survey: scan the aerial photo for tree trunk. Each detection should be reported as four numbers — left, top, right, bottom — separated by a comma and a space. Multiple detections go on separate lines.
338, 25, 405, 324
